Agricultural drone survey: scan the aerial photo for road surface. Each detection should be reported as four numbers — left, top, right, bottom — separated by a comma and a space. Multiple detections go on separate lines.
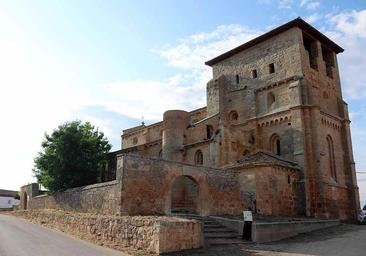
0, 214, 127, 256
167, 223, 366, 256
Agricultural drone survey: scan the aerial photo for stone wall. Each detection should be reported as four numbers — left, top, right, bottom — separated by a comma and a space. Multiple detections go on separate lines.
210, 216, 339, 243
27, 180, 121, 215
237, 164, 302, 216
212, 27, 303, 88
118, 154, 246, 216
252, 219, 340, 243
12, 210, 202, 254
21, 153, 304, 218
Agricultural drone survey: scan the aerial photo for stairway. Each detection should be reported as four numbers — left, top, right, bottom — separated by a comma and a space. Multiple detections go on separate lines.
171, 213, 246, 247
203, 218, 245, 246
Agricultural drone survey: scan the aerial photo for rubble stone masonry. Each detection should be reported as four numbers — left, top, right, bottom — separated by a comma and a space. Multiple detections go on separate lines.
12, 210, 201, 254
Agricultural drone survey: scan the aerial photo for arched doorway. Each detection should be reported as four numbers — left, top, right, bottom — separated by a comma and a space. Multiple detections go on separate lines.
171, 175, 199, 214
23, 192, 28, 210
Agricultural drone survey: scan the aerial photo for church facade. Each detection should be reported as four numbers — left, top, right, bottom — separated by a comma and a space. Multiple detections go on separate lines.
114, 18, 359, 220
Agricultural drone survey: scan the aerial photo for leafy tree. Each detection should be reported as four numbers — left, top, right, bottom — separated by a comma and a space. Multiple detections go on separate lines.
33, 121, 111, 193
14, 192, 20, 200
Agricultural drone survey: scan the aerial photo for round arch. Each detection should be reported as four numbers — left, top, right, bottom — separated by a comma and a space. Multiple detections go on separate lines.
194, 150, 203, 165
229, 110, 239, 121
170, 175, 199, 214
270, 133, 281, 156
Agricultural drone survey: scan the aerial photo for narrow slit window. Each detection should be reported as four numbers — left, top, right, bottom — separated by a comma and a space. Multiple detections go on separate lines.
252, 69, 258, 78
269, 63, 275, 74
276, 139, 281, 156
236, 74, 240, 84
206, 125, 214, 139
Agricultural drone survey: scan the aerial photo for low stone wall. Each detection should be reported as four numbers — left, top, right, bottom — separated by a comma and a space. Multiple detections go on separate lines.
210, 216, 340, 243
253, 219, 340, 243
12, 210, 202, 254
30, 181, 121, 215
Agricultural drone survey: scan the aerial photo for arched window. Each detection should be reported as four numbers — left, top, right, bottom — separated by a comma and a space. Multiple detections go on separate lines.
327, 135, 337, 181
229, 111, 238, 121
194, 150, 203, 165
267, 92, 275, 109
132, 137, 138, 145
270, 134, 281, 156
235, 74, 240, 84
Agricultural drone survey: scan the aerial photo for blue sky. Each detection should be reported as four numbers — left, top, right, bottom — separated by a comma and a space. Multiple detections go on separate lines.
1, 0, 366, 206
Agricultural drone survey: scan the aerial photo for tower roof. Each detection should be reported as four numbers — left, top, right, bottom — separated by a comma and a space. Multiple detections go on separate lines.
205, 17, 344, 67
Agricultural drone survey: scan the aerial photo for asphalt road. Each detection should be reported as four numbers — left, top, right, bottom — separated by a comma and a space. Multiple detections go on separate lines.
0, 214, 127, 256
167, 224, 366, 256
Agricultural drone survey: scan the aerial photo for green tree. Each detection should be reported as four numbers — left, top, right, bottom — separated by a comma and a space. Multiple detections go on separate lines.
33, 121, 111, 193
14, 192, 20, 200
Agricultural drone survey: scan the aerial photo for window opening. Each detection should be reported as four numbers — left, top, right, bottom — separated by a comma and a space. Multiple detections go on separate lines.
269, 63, 275, 73
195, 150, 203, 165
252, 69, 258, 78
303, 32, 318, 70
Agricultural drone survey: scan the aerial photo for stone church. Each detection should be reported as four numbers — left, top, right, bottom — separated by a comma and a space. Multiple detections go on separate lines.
21, 18, 360, 221
111, 17, 359, 220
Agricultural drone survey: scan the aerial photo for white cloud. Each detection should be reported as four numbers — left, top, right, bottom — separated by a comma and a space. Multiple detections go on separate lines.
329, 10, 366, 38
306, 2, 320, 10
101, 78, 205, 121
279, 0, 293, 9
158, 24, 259, 70
305, 13, 321, 23
300, 0, 320, 10
324, 9, 366, 99
95, 25, 261, 121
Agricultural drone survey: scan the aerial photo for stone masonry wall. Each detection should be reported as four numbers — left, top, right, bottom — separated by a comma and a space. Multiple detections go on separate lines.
29, 180, 121, 215
237, 165, 302, 216
118, 154, 245, 216
12, 210, 201, 254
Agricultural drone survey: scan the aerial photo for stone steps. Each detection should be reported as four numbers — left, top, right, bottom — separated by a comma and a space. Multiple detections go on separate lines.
202, 218, 245, 246
170, 214, 246, 247
204, 227, 234, 233
206, 238, 246, 246
203, 223, 223, 229
205, 232, 239, 238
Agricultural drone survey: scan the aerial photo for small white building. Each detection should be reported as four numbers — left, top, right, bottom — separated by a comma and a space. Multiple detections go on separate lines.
0, 189, 20, 209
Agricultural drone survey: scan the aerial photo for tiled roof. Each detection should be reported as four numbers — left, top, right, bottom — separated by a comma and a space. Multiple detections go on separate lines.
235, 150, 300, 169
